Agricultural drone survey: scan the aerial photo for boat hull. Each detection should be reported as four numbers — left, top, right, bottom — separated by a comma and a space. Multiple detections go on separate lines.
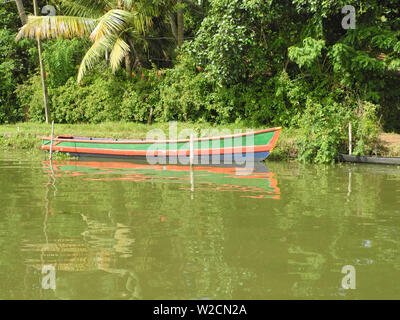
64, 150, 271, 162
339, 154, 400, 165
42, 127, 281, 163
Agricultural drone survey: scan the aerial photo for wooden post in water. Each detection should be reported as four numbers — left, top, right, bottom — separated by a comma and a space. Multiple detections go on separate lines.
189, 134, 195, 199
348, 122, 352, 155
189, 134, 194, 167
49, 120, 54, 160
190, 165, 194, 200
347, 170, 352, 200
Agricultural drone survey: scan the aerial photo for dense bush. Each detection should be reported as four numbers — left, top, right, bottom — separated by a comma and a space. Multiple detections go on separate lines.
0, 6, 36, 123
43, 38, 89, 88
17, 72, 128, 123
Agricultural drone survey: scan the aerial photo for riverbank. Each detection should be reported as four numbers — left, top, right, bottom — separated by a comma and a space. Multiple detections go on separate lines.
0, 122, 399, 160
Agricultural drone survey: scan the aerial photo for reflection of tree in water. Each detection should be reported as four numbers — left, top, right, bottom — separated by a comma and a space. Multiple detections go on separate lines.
28, 161, 400, 298
2, 156, 400, 299
268, 162, 400, 298
19, 164, 237, 299
17, 163, 143, 299
37, 161, 282, 299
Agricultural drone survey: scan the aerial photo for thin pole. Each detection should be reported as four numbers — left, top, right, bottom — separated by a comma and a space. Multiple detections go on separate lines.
190, 165, 194, 200
189, 134, 194, 166
177, 0, 184, 47
33, 0, 51, 124
347, 170, 352, 200
348, 122, 352, 155
189, 134, 194, 199
49, 120, 54, 160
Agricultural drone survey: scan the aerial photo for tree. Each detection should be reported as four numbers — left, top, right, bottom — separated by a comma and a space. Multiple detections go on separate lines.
16, 0, 162, 82
177, 0, 184, 47
14, 0, 27, 25
32, 0, 51, 123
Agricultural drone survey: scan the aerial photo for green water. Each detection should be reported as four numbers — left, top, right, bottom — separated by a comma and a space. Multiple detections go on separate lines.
0, 151, 400, 300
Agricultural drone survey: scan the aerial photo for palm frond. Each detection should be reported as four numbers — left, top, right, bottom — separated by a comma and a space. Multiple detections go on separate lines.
16, 15, 96, 41
56, 0, 108, 18
90, 9, 134, 42
131, 12, 153, 34
77, 35, 115, 81
119, 0, 134, 10
109, 37, 130, 71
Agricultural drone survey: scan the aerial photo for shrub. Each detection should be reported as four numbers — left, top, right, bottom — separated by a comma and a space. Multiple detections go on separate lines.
17, 72, 129, 123
43, 38, 89, 88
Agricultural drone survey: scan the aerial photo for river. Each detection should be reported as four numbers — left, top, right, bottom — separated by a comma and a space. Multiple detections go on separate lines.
0, 151, 399, 299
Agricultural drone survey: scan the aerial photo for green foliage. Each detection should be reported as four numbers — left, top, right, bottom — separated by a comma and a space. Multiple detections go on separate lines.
186, 0, 274, 85
352, 101, 380, 156
0, 6, 35, 123
121, 68, 162, 122
156, 55, 216, 122
17, 71, 130, 123
43, 39, 89, 87
0, 132, 40, 150
295, 96, 348, 164
288, 38, 326, 69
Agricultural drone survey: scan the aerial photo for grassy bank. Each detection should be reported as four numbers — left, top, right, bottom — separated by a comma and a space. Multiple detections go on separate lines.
1, 122, 398, 161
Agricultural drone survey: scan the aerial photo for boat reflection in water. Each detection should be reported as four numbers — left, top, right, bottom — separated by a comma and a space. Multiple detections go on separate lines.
28, 159, 280, 299
43, 159, 280, 200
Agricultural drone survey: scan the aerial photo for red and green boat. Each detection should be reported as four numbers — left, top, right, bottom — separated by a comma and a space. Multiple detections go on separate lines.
41, 127, 281, 162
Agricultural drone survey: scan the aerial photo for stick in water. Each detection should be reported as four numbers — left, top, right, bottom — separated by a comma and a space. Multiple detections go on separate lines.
49, 120, 54, 160
189, 134, 194, 166
348, 122, 352, 155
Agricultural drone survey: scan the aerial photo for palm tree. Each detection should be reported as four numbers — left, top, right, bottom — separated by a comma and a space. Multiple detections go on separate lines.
177, 0, 184, 47
14, 0, 27, 25
16, 0, 162, 82
32, 0, 51, 123
14, 0, 51, 123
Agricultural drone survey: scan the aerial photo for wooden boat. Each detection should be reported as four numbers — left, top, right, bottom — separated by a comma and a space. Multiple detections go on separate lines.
42, 127, 282, 162
339, 154, 400, 165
